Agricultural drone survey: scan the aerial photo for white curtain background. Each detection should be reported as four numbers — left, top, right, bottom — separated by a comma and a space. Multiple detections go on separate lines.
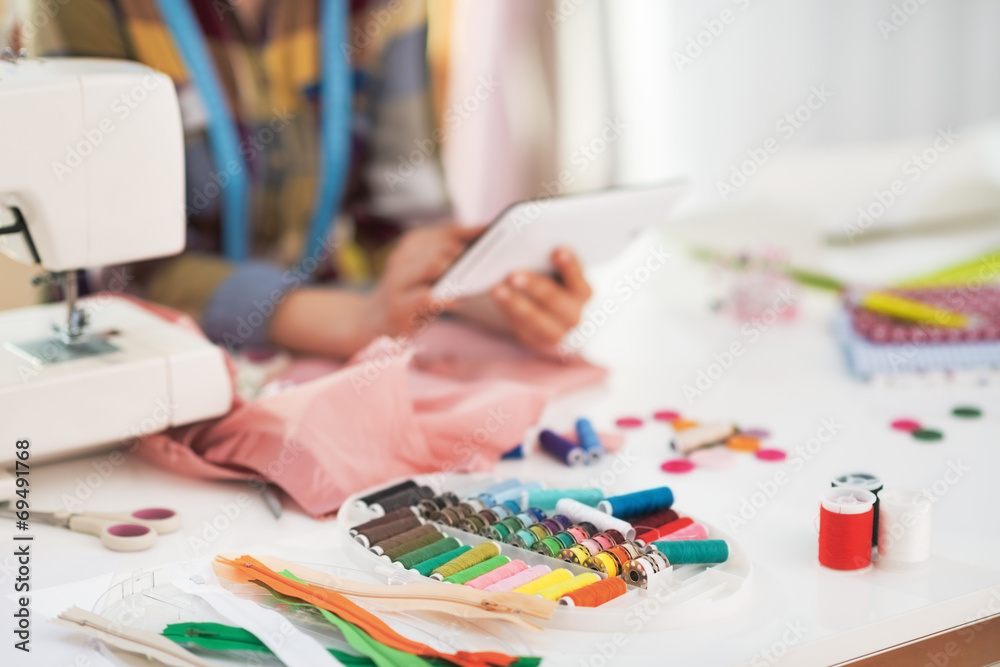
445, 0, 1000, 220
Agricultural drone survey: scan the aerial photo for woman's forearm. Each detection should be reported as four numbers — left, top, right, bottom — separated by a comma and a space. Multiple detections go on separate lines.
268, 287, 383, 359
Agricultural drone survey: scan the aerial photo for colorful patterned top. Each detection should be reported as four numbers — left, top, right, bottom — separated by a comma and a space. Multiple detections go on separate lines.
22, 0, 449, 347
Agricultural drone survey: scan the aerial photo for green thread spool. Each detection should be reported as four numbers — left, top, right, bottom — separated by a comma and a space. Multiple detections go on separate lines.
533, 536, 564, 557
443, 555, 510, 584
554, 531, 577, 548
527, 488, 604, 511
484, 522, 511, 540
382, 531, 444, 562
650, 539, 729, 565
508, 527, 542, 549
413, 545, 471, 577
395, 536, 460, 570
431, 541, 500, 580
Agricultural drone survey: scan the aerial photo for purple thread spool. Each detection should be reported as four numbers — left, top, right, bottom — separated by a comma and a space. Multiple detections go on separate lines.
540, 430, 585, 466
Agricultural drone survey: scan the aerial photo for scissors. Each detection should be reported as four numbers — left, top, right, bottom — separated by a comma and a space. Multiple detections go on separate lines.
0, 506, 181, 552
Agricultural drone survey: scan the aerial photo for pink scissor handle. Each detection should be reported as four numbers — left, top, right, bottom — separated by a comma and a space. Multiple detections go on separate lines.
67, 516, 158, 552
84, 508, 182, 535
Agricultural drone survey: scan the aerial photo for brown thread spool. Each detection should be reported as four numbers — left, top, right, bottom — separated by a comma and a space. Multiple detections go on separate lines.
370, 523, 437, 555
355, 515, 423, 548
371, 485, 434, 514
349, 507, 417, 536
417, 492, 459, 517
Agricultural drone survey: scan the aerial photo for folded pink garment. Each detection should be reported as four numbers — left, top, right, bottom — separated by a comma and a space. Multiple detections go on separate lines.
134, 305, 607, 517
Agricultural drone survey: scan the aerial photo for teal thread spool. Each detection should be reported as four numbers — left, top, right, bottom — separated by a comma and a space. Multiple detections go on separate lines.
598, 487, 674, 519
443, 555, 510, 584
412, 545, 471, 577
526, 488, 604, 511
650, 539, 729, 565
395, 536, 461, 570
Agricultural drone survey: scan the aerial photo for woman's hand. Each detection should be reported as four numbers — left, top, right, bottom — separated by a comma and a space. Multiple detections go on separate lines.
371, 223, 484, 337
488, 248, 592, 350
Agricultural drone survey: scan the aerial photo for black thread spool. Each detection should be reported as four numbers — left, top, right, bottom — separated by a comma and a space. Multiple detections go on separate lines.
356, 479, 417, 509
832, 473, 883, 546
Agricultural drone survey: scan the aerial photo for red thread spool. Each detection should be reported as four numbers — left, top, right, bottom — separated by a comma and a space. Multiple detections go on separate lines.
559, 577, 628, 607
818, 488, 876, 571
636, 517, 694, 545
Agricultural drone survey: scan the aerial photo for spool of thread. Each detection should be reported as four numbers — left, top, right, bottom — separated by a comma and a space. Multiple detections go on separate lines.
650, 539, 729, 565
818, 487, 876, 571
622, 550, 670, 589
465, 559, 529, 590
536, 572, 601, 600
566, 523, 597, 543
598, 487, 674, 518
832, 473, 883, 546
349, 507, 418, 536
657, 522, 708, 542
525, 488, 604, 512
413, 545, 471, 577
534, 536, 568, 557
575, 418, 606, 464
542, 515, 573, 533
431, 541, 500, 580
395, 536, 461, 570
370, 523, 438, 555
584, 543, 643, 576
371, 485, 434, 515
475, 479, 522, 506
539, 430, 586, 466
443, 555, 510, 585
513, 568, 574, 595
672, 423, 736, 455
508, 526, 544, 549
559, 544, 594, 565
356, 479, 417, 509
433, 503, 476, 526
623, 508, 679, 534
556, 499, 636, 540
458, 514, 487, 534
382, 531, 445, 563
560, 577, 627, 607
417, 492, 459, 517
484, 564, 551, 592
354, 514, 424, 548
492, 483, 542, 508
877, 489, 932, 570
636, 517, 694, 546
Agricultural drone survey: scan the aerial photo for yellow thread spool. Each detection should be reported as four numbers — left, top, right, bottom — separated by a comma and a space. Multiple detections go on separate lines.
513, 568, 573, 595
536, 572, 601, 601
585, 551, 622, 576
430, 541, 499, 580
560, 544, 592, 565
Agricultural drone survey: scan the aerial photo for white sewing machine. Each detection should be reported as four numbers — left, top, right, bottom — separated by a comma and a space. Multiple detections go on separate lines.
0, 55, 232, 473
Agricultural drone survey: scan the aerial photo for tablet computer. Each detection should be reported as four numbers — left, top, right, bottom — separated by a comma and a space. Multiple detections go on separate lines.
431, 180, 690, 300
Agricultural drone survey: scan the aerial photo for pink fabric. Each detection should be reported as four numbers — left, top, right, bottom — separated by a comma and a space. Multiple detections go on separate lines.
133, 303, 607, 518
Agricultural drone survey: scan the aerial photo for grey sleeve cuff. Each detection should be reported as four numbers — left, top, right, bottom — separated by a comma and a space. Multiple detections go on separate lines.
201, 261, 297, 350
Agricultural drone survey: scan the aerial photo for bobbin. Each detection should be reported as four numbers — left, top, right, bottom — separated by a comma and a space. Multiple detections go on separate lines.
417, 492, 459, 517
622, 549, 670, 589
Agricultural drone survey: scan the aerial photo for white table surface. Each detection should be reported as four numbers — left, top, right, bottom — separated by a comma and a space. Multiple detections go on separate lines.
3, 224, 1000, 667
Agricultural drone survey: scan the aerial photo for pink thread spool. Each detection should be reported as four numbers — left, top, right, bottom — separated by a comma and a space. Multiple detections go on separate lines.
483, 564, 551, 592
465, 560, 529, 590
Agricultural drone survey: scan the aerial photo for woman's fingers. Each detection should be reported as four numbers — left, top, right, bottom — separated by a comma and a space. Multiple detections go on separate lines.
505, 271, 583, 328
491, 283, 568, 348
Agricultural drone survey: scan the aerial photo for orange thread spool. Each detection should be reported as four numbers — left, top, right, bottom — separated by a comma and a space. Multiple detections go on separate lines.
559, 577, 628, 607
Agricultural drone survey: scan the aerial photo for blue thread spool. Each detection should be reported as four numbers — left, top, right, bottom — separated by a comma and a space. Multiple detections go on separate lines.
575, 418, 605, 464
501, 444, 525, 460
650, 539, 729, 565
476, 479, 522, 507
540, 430, 585, 466
599, 487, 674, 519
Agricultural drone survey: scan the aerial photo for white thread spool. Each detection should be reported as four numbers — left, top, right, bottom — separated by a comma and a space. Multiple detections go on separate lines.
556, 498, 635, 540
877, 489, 932, 570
